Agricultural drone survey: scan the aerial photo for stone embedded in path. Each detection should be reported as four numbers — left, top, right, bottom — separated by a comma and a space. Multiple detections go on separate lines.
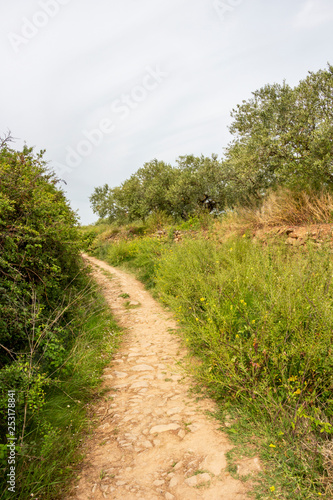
185, 473, 211, 487
142, 440, 153, 448
131, 364, 154, 371
169, 476, 179, 487
173, 461, 183, 471
130, 381, 149, 389
150, 423, 180, 434
153, 479, 164, 486
114, 371, 128, 378
167, 407, 183, 415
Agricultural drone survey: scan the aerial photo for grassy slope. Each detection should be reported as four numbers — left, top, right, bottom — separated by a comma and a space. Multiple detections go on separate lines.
88, 222, 333, 499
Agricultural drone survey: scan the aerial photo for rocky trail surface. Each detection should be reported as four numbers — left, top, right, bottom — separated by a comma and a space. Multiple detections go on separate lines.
71, 255, 259, 500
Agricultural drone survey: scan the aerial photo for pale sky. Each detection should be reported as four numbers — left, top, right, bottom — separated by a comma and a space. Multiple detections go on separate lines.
1, 0, 333, 224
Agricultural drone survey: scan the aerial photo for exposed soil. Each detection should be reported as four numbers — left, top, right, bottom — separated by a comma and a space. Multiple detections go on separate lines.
70, 255, 260, 500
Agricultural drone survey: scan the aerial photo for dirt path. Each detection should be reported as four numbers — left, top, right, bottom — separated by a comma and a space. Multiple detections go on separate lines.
71, 255, 258, 500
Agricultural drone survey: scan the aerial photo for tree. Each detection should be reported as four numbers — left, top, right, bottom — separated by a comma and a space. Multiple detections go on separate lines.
90, 160, 176, 222
224, 64, 333, 202
167, 155, 226, 218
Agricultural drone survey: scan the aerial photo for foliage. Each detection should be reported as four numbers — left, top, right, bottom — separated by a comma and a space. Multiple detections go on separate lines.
0, 136, 122, 498
167, 155, 225, 219
90, 64, 333, 223
0, 139, 82, 368
90, 155, 226, 223
225, 64, 333, 202
90, 159, 177, 222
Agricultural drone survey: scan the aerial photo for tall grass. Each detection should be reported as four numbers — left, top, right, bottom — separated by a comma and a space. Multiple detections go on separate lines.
0, 285, 122, 500
92, 233, 333, 498
93, 236, 169, 289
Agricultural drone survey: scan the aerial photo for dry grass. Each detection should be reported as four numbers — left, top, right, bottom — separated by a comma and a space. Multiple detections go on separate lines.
220, 189, 333, 231
321, 440, 333, 497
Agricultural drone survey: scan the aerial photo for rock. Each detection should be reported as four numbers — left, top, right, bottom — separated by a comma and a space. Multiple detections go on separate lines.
185, 473, 211, 487
142, 440, 153, 448
236, 457, 262, 476
187, 424, 200, 432
169, 476, 178, 488
153, 480, 165, 486
177, 429, 186, 439
131, 364, 154, 371
165, 493, 175, 500
202, 452, 227, 475
130, 381, 149, 389
173, 461, 183, 471
150, 424, 180, 434
114, 371, 128, 378
196, 473, 211, 484
166, 407, 183, 415
185, 476, 198, 487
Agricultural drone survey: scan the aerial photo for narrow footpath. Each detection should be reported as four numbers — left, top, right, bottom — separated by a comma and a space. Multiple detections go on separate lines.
71, 255, 259, 500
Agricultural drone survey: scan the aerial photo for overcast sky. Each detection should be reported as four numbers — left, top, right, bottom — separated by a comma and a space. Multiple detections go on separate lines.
1, 0, 333, 224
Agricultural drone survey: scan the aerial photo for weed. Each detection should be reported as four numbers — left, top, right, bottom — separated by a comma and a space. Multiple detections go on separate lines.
124, 300, 141, 309
193, 469, 209, 475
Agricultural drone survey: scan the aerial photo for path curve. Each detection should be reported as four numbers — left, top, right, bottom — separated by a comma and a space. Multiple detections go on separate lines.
71, 255, 257, 500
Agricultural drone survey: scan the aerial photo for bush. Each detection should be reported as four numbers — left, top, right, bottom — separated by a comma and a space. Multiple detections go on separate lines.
0, 141, 83, 368
0, 137, 117, 498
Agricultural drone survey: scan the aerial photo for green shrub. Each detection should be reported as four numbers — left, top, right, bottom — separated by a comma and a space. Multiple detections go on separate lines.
0, 138, 123, 498
0, 142, 83, 369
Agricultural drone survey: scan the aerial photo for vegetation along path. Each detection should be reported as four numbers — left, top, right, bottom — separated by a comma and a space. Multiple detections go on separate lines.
71, 255, 260, 500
